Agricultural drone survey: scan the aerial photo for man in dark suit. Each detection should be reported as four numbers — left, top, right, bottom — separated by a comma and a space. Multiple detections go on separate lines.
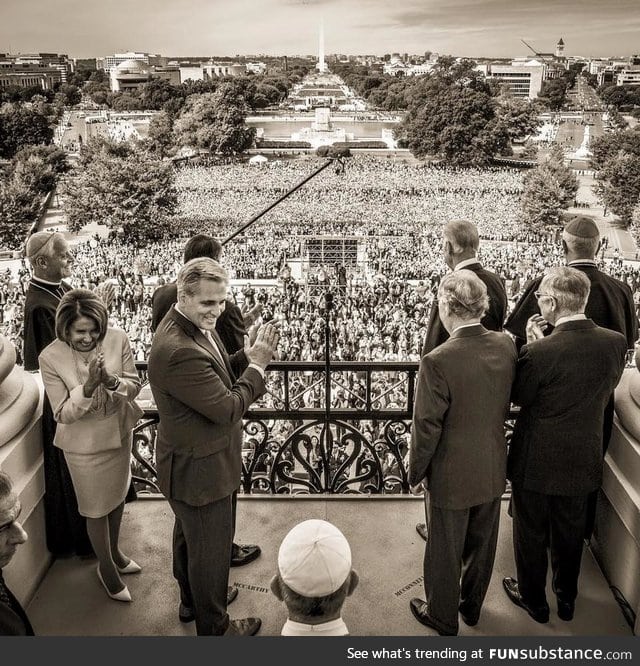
504, 215, 637, 540
151, 234, 262, 353
148, 258, 279, 636
22, 232, 94, 558
0, 470, 34, 636
504, 267, 627, 624
409, 271, 517, 636
151, 235, 263, 577
416, 219, 508, 542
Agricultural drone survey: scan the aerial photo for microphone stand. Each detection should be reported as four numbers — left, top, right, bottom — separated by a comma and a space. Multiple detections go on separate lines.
323, 291, 334, 489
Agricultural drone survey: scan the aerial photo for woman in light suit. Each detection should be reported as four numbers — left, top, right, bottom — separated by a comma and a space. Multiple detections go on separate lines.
39, 289, 143, 602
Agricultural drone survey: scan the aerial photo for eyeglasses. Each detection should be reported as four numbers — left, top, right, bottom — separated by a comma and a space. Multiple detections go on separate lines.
534, 291, 555, 302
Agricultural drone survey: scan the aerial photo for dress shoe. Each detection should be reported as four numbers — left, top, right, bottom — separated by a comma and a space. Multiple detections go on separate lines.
230, 544, 261, 567
96, 565, 131, 602
502, 577, 549, 623
117, 558, 142, 575
557, 600, 575, 621
415, 523, 428, 542
459, 608, 479, 627
409, 598, 457, 636
179, 587, 238, 623
223, 617, 262, 636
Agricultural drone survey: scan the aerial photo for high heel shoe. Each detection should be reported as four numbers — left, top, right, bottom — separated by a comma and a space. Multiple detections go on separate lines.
96, 565, 132, 602
117, 559, 142, 575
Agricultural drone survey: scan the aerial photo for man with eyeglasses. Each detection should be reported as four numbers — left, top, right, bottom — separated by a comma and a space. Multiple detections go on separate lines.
0, 470, 33, 635
503, 267, 627, 624
504, 215, 638, 541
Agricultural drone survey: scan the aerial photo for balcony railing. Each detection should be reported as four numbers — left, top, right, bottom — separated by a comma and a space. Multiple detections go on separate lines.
131, 361, 516, 497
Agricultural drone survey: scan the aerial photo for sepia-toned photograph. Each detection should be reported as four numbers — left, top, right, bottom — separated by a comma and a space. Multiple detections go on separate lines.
0, 0, 638, 651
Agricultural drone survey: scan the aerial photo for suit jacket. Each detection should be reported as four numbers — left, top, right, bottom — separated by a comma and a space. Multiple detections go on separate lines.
505, 263, 638, 349
38, 328, 143, 454
151, 282, 246, 353
147, 306, 265, 506
422, 263, 507, 356
22, 280, 71, 371
410, 324, 517, 510
508, 319, 627, 496
0, 571, 34, 636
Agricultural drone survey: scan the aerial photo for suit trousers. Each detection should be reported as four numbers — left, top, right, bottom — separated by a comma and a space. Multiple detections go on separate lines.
423, 497, 501, 633
511, 486, 588, 609
169, 493, 235, 635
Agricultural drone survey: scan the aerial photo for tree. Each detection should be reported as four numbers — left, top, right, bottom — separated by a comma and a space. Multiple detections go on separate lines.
496, 98, 541, 143
521, 154, 579, 229
591, 128, 640, 225
146, 111, 175, 157
0, 103, 54, 158
397, 81, 509, 166
138, 78, 185, 111
538, 79, 567, 111
174, 84, 256, 155
62, 138, 177, 245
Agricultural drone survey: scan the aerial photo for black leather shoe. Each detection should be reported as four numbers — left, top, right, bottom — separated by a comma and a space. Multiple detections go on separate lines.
502, 577, 549, 624
179, 587, 238, 622
224, 617, 262, 636
415, 523, 428, 542
230, 544, 261, 567
557, 600, 575, 621
409, 598, 457, 636
178, 603, 194, 623
459, 608, 479, 627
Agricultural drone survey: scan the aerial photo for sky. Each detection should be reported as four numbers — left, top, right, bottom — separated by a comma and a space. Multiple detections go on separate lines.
1, 0, 639, 59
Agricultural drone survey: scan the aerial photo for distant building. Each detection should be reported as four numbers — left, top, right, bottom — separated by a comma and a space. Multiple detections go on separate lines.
177, 61, 247, 83
617, 67, 640, 86
482, 60, 545, 99
555, 37, 565, 58
0, 52, 72, 90
99, 52, 166, 73
110, 59, 153, 92
246, 62, 267, 75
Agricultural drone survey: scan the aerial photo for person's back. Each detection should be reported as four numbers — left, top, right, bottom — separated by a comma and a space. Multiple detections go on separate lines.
509, 321, 627, 495
421, 329, 516, 509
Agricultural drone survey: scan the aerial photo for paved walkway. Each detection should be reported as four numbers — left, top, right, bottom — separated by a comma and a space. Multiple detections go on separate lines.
27, 498, 633, 636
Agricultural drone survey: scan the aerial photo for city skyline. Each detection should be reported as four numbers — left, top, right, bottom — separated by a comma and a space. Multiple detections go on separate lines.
1, 0, 639, 60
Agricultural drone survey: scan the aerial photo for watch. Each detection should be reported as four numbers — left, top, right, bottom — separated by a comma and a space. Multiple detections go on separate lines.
105, 374, 121, 391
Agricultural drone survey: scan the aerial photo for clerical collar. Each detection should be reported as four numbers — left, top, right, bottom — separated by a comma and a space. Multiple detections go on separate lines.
555, 314, 587, 327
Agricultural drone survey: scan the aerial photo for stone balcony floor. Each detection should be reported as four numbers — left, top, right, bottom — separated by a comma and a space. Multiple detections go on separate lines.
27, 497, 633, 637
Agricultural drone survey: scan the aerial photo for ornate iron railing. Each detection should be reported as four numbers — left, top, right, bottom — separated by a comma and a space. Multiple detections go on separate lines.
131, 361, 516, 497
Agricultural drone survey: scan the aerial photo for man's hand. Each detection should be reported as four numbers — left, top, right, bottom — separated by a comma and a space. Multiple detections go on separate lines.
525, 314, 548, 344
94, 281, 116, 310
245, 323, 280, 370
410, 482, 425, 496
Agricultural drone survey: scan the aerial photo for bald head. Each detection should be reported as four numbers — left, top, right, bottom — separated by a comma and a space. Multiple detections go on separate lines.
25, 232, 73, 282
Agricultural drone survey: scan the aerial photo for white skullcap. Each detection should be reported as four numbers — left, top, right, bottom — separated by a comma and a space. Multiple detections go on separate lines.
278, 519, 351, 597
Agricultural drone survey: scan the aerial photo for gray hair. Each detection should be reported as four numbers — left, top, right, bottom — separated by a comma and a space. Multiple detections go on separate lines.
437, 270, 489, 320
444, 220, 479, 254
0, 469, 13, 501
177, 257, 228, 298
539, 266, 590, 314
562, 231, 600, 259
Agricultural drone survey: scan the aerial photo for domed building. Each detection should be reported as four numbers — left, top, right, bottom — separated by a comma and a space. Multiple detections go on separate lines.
110, 58, 152, 92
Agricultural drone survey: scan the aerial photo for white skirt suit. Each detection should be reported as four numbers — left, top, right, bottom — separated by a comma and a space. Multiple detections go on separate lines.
39, 328, 143, 518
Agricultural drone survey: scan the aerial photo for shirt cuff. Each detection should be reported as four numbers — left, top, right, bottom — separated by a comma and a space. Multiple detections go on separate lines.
248, 363, 265, 379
